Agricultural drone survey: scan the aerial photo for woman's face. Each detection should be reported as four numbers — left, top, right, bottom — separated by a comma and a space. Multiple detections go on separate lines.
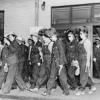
28, 40, 33, 46
4, 38, 10, 45
80, 31, 85, 39
9, 35, 14, 42
50, 35, 57, 41
33, 36, 37, 42
68, 33, 74, 42
43, 36, 50, 44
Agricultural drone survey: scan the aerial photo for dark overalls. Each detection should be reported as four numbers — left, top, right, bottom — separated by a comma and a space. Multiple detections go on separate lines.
18, 44, 26, 76
93, 45, 100, 78
66, 40, 79, 89
46, 39, 69, 95
0, 45, 9, 89
78, 42, 93, 90
30, 43, 41, 88
1, 40, 28, 94
35, 45, 51, 88
21, 44, 28, 81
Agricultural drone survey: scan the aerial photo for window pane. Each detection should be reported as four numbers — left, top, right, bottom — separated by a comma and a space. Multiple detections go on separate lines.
72, 6, 91, 23
52, 7, 70, 24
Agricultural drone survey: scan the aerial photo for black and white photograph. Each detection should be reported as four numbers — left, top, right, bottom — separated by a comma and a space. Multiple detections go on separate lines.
0, 0, 100, 100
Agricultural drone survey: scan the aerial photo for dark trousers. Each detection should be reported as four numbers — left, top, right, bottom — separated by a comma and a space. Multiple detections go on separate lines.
67, 66, 78, 88
93, 61, 100, 78
12, 61, 25, 89
0, 68, 7, 89
79, 55, 93, 89
18, 61, 24, 76
35, 55, 51, 88
2, 63, 27, 93
23, 61, 32, 82
30, 63, 40, 88
46, 60, 69, 94
35, 65, 49, 89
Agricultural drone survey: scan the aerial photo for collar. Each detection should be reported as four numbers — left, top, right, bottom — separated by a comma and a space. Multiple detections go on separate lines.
96, 45, 100, 48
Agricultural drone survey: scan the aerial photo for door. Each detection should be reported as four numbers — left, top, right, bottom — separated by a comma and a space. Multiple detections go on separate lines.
0, 11, 4, 44
93, 26, 100, 78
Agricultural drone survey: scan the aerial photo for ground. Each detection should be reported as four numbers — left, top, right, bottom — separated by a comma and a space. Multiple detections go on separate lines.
0, 78, 100, 100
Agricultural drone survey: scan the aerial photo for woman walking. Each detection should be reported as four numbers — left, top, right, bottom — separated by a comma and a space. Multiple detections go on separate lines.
76, 26, 96, 95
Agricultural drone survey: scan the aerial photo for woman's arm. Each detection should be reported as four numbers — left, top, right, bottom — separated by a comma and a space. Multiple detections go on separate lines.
84, 39, 91, 67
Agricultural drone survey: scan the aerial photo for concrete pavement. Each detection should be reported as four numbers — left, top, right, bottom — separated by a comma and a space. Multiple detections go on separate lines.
0, 79, 100, 100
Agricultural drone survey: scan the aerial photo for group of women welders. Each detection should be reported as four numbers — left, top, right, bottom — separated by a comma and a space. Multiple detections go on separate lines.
0, 26, 96, 96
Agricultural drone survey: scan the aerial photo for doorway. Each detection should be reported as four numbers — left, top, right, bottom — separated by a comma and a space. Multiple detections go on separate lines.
0, 11, 4, 44
93, 26, 100, 78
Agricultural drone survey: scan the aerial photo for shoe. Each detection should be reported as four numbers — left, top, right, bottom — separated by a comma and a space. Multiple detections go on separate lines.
41, 91, 51, 96
75, 91, 85, 96
32, 88, 39, 93
88, 86, 96, 94
51, 88, 56, 92
30, 84, 35, 89
1, 90, 10, 94
70, 87, 76, 90
11, 87, 17, 90
2, 91, 10, 94
63, 91, 69, 95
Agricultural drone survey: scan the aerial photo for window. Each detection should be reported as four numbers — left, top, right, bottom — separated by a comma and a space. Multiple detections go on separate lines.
51, 3, 100, 26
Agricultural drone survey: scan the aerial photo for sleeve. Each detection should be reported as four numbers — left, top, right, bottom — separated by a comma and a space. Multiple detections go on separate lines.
84, 39, 91, 64
1, 49, 5, 66
93, 45, 96, 58
9, 44, 17, 53
57, 39, 67, 65
9, 41, 20, 54
1, 49, 7, 67
75, 41, 79, 60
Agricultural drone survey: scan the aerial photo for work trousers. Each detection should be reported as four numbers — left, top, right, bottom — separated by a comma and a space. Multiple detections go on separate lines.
68, 66, 78, 88
0, 67, 7, 89
35, 55, 51, 88
1, 63, 27, 93
46, 59, 69, 94
79, 55, 93, 89
30, 63, 40, 88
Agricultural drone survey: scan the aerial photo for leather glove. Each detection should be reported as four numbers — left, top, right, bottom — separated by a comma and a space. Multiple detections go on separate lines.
4, 63, 8, 72
59, 65, 63, 75
37, 63, 40, 66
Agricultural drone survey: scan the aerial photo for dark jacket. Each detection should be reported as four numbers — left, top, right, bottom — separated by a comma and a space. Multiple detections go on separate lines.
29, 43, 41, 64
1, 45, 9, 67
19, 44, 28, 62
5, 40, 20, 66
52, 39, 67, 66
65, 40, 78, 63
93, 45, 100, 61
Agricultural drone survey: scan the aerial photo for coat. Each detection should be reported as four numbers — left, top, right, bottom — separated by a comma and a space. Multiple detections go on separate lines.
29, 43, 41, 64
65, 40, 78, 65
52, 39, 67, 66
19, 44, 28, 62
1, 45, 9, 67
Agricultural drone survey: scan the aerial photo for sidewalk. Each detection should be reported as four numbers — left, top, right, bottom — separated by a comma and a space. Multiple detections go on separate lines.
0, 78, 99, 100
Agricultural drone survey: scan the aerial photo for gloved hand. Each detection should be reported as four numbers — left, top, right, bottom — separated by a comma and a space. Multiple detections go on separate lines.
0, 61, 2, 66
71, 60, 80, 76
29, 61, 31, 65
93, 58, 96, 62
59, 65, 63, 75
37, 63, 40, 66
75, 66, 80, 76
4, 63, 8, 72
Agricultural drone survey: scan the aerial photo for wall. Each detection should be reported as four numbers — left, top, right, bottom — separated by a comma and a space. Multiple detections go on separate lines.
39, 0, 100, 28
0, 0, 35, 40
0, 0, 100, 40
